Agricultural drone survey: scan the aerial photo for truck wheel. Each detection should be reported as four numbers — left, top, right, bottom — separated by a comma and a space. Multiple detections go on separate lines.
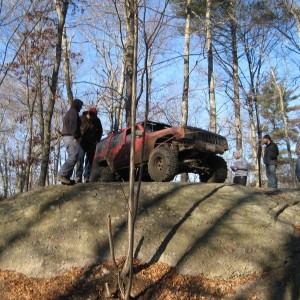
202, 156, 227, 183
148, 147, 178, 182
100, 167, 114, 182
90, 165, 101, 182
199, 173, 211, 183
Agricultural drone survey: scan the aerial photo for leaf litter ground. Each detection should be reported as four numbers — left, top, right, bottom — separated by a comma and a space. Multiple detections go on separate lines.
0, 257, 273, 300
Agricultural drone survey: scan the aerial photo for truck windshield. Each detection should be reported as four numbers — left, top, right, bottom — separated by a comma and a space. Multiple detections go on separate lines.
144, 122, 171, 132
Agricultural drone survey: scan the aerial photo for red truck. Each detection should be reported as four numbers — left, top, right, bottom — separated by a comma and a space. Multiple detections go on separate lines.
90, 121, 228, 182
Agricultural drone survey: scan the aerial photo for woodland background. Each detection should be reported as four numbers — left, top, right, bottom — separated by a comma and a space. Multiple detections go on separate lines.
1, 0, 300, 198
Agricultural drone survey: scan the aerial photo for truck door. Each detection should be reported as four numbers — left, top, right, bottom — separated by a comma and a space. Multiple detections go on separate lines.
114, 126, 143, 170
107, 131, 125, 170
114, 128, 131, 170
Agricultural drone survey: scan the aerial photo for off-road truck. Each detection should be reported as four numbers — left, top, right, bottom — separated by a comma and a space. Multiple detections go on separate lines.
90, 121, 228, 182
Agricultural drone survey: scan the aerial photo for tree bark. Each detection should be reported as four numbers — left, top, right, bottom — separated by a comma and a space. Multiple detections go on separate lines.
247, 93, 260, 185
181, 0, 190, 128
271, 69, 295, 184
124, 0, 135, 126
229, 1, 242, 153
180, 0, 191, 183
62, 25, 74, 105
206, 0, 216, 133
24, 75, 35, 192
243, 42, 261, 186
122, 1, 138, 299
38, 0, 69, 186
114, 56, 125, 132
0, 144, 9, 198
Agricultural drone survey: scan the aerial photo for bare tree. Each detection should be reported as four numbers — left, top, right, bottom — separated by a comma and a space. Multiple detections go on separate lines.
229, 0, 242, 153
206, 0, 217, 133
270, 68, 296, 183
180, 0, 191, 183
181, 0, 190, 128
0, 141, 9, 198
238, 8, 278, 186
114, 56, 126, 132
283, 0, 300, 37
38, 0, 69, 186
62, 26, 74, 105
120, 0, 138, 298
0, 0, 52, 86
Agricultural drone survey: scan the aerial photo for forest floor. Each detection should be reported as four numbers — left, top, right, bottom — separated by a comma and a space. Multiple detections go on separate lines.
0, 258, 289, 300
0, 182, 300, 299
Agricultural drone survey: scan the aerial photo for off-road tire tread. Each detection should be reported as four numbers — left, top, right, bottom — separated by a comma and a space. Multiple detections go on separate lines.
148, 147, 178, 182
207, 155, 227, 183
90, 165, 101, 182
100, 167, 114, 182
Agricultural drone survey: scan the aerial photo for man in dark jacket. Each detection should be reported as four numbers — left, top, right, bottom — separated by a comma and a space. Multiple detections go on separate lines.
57, 99, 83, 185
75, 107, 103, 183
263, 134, 279, 188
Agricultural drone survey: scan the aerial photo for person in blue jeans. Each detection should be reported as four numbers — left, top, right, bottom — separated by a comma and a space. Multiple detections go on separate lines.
262, 134, 279, 188
57, 99, 83, 185
75, 107, 103, 183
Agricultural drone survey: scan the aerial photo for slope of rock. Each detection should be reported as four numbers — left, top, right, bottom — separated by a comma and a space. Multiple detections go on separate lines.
0, 183, 299, 284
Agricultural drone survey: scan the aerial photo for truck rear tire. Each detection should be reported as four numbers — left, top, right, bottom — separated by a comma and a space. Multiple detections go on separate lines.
90, 165, 114, 182
200, 156, 227, 183
148, 147, 178, 182
100, 167, 114, 182
90, 165, 101, 182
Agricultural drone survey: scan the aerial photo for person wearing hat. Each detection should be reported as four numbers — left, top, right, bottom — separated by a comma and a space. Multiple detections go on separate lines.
75, 107, 103, 183
57, 99, 84, 185
262, 134, 279, 188
296, 140, 300, 182
231, 150, 248, 186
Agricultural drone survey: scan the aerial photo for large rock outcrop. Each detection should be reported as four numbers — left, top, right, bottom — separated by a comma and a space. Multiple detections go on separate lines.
0, 183, 299, 282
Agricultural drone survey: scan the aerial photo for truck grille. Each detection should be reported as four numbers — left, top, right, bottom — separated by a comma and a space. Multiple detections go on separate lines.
185, 128, 228, 148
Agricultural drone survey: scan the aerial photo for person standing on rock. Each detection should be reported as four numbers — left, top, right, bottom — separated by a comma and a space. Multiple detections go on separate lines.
75, 107, 103, 183
231, 151, 248, 186
295, 140, 300, 182
262, 134, 279, 188
57, 99, 84, 185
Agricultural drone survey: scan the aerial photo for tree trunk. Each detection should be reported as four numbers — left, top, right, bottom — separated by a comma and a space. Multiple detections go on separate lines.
180, 0, 190, 183
247, 94, 259, 185
243, 42, 261, 187
114, 56, 125, 132
124, 0, 135, 126
25, 102, 34, 192
122, 1, 138, 299
38, 0, 69, 186
206, 0, 216, 133
62, 25, 73, 105
146, 53, 153, 112
0, 144, 9, 198
271, 69, 295, 184
109, 75, 115, 133
181, 0, 190, 128
229, 4, 242, 153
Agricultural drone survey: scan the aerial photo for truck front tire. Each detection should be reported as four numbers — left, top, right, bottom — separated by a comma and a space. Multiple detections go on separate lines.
148, 147, 178, 182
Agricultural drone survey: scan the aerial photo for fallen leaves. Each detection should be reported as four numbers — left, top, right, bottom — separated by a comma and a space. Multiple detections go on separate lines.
0, 259, 268, 300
